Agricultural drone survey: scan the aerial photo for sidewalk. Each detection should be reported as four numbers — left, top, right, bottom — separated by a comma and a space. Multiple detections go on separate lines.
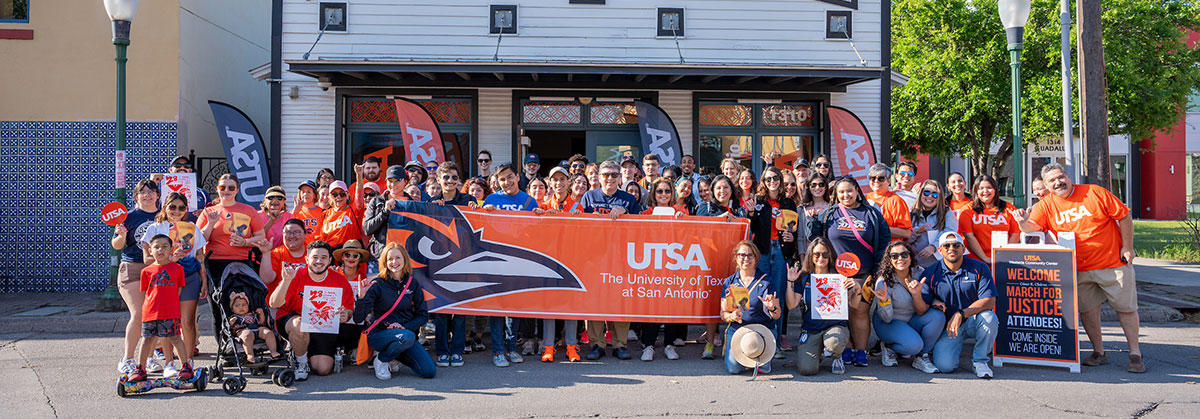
0, 258, 1196, 335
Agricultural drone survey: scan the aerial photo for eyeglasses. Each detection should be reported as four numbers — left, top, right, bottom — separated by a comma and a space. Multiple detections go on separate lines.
441, 175, 459, 181
784, 182, 796, 187
922, 190, 939, 198
870, 176, 888, 182
267, 196, 284, 201
171, 162, 192, 169
762, 176, 780, 183
734, 253, 756, 259
814, 163, 831, 168
570, 163, 586, 169
331, 191, 347, 198
601, 172, 621, 178
218, 185, 237, 191
477, 158, 491, 163
898, 170, 915, 177
809, 183, 826, 188
888, 251, 911, 260
940, 243, 964, 250
167, 204, 187, 211
655, 189, 672, 194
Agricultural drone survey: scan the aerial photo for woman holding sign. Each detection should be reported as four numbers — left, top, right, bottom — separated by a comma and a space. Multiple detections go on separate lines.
870, 241, 944, 373
807, 176, 889, 368
142, 192, 209, 366
695, 175, 746, 358
198, 174, 266, 278
353, 242, 437, 380
720, 240, 782, 374
787, 237, 852, 375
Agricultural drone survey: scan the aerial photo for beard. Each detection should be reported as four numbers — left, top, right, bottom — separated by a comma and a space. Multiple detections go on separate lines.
365, 172, 380, 181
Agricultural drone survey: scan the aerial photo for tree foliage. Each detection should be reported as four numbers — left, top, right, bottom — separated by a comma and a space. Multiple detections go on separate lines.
892, 0, 1200, 183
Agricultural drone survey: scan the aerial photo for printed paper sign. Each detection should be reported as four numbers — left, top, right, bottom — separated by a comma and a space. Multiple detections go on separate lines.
810, 274, 848, 320
169, 222, 197, 253
160, 173, 198, 211
300, 285, 342, 334
726, 286, 750, 311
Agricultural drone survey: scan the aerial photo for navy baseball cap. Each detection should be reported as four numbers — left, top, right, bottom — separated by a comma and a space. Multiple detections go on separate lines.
298, 180, 319, 192
524, 153, 540, 164
620, 155, 638, 166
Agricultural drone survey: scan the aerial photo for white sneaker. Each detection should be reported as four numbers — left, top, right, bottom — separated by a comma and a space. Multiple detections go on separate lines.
146, 357, 164, 373
832, 358, 846, 375
913, 353, 939, 374
628, 330, 639, 341
881, 345, 898, 367
673, 338, 686, 347
973, 361, 994, 379
664, 345, 680, 360
641, 346, 655, 362
373, 357, 392, 380
522, 340, 536, 356
773, 350, 786, 359
117, 358, 136, 375
506, 351, 524, 364
493, 354, 510, 367
295, 363, 310, 381
163, 361, 180, 378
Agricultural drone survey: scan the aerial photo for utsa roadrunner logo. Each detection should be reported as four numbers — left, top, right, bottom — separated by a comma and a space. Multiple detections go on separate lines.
388, 204, 585, 308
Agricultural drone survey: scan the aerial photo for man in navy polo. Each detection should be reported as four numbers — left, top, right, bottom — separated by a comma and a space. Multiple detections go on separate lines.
920, 231, 998, 379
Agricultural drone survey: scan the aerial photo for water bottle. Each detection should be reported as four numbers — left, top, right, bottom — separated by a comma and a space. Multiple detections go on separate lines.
333, 349, 343, 373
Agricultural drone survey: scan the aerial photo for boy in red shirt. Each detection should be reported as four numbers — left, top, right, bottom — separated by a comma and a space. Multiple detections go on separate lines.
128, 235, 194, 381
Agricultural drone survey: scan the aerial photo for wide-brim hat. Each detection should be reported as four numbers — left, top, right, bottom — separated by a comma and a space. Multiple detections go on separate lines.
729, 323, 777, 368
332, 240, 371, 260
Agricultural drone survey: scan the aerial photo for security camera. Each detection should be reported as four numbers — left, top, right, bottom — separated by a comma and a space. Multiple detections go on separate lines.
317, 79, 331, 91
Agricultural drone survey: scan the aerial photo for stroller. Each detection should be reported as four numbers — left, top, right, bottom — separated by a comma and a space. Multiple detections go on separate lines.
205, 260, 297, 395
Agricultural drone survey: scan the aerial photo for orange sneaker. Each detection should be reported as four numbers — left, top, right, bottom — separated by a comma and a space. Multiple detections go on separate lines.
541, 346, 555, 362
566, 345, 581, 362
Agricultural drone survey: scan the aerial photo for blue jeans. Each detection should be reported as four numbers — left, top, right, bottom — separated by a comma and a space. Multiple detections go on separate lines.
756, 240, 787, 340
724, 323, 774, 374
489, 316, 519, 354
434, 314, 466, 357
367, 328, 437, 378
873, 309, 946, 356
931, 310, 998, 373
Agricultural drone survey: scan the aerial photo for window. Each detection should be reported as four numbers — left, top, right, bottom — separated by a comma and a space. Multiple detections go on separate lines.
1, 0, 29, 23
657, 8, 684, 37
346, 97, 474, 177
696, 101, 821, 176
490, 5, 517, 34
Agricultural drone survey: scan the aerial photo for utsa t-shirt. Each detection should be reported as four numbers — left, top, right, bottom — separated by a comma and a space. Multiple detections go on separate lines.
320, 204, 364, 248
865, 190, 912, 241
118, 208, 159, 263
1028, 184, 1130, 272
292, 205, 324, 243
579, 189, 642, 215
277, 268, 355, 321
483, 191, 539, 211
825, 204, 877, 277
269, 246, 307, 297
140, 262, 185, 321
197, 202, 264, 260
957, 206, 1019, 262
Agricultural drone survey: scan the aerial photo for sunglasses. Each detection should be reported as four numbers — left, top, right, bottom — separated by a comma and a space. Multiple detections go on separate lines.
810, 183, 826, 188
441, 175, 459, 181
364, 192, 379, 199
814, 163, 831, 168
167, 204, 187, 211
941, 243, 964, 250
267, 196, 285, 201
655, 189, 672, 194
898, 170, 915, 177
922, 190, 939, 198
218, 185, 237, 191
811, 252, 830, 259
172, 162, 192, 169
762, 176, 780, 182
570, 163, 586, 169
601, 172, 621, 178
331, 191, 347, 198
870, 176, 889, 182
888, 251, 911, 260
477, 158, 491, 163
784, 182, 796, 187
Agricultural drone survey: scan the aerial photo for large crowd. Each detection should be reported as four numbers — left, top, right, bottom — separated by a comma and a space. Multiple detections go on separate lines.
111, 149, 1145, 384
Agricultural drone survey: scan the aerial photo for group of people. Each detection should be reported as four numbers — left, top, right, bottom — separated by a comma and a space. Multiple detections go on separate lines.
111, 149, 1144, 383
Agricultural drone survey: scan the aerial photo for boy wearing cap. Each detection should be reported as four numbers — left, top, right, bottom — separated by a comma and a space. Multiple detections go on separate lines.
519, 153, 541, 191
920, 231, 998, 379
167, 155, 210, 216
292, 181, 324, 243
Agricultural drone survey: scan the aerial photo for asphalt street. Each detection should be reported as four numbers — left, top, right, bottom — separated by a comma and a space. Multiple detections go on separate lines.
2, 322, 1197, 418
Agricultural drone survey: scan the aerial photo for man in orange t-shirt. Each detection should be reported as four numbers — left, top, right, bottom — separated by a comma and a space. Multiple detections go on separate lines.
256, 219, 308, 299
1012, 163, 1142, 373
864, 164, 911, 242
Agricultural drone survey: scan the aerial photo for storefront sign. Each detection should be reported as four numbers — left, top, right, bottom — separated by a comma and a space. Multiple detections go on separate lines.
992, 245, 1080, 373
634, 101, 683, 167
829, 106, 877, 187
209, 101, 271, 207
393, 98, 446, 166
387, 201, 749, 322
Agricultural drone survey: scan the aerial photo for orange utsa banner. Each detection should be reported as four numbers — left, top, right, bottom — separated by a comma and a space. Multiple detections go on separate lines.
387, 201, 749, 322
393, 98, 446, 166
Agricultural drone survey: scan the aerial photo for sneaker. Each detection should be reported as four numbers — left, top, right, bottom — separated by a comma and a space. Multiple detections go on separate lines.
1082, 351, 1108, 366
831, 358, 846, 375
146, 357, 164, 373
664, 345, 680, 360
566, 345, 582, 362
613, 347, 632, 360
586, 345, 604, 361
128, 365, 148, 382
473, 339, 486, 352
853, 349, 868, 367
389, 360, 401, 372
295, 363, 310, 381
436, 354, 450, 367
541, 346, 556, 363
628, 329, 639, 342
118, 358, 136, 375
641, 346, 655, 362
163, 361, 180, 378
154, 348, 165, 360
841, 348, 854, 364
1128, 354, 1146, 373
580, 332, 590, 345
973, 361, 994, 379
756, 362, 772, 374
177, 363, 194, 381
773, 350, 786, 360
912, 353, 939, 374
702, 342, 715, 359
506, 351, 524, 364
673, 338, 686, 347
450, 354, 464, 367
493, 353, 510, 367
522, 340, 536, 356
779, 338, 794, 352
373, 357, 392, 380
880, 345, 897, 367
463, 344, 472, 354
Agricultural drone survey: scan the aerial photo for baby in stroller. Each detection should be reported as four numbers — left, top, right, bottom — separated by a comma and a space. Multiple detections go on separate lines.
228, 292, 281, 363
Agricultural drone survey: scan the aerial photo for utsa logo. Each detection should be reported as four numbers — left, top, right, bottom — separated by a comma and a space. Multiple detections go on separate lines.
390, 203, 584, 308
1055, 205, 1093, 225
836, 217, 866, 231
322, 215, 353, 234
972, 213, 1009, 226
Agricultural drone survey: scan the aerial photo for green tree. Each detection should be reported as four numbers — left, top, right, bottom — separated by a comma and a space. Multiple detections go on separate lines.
892, 0, 1200, 184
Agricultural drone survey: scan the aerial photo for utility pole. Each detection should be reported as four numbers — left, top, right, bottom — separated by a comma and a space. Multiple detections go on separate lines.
1076, 0, 1111, 188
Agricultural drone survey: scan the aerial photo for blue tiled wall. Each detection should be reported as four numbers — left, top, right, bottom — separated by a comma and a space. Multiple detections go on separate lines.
0, 121, 177, 292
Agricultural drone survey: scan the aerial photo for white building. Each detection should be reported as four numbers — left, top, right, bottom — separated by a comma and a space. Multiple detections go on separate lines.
269, 0, 893, 189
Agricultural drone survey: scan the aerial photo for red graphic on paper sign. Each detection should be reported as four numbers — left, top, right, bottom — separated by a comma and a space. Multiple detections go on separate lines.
835, 252, 861, 277
308, 289, 335, 324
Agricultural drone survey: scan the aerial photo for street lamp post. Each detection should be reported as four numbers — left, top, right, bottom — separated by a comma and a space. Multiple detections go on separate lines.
999, 0, 1031, 209
98, 0, 139, 311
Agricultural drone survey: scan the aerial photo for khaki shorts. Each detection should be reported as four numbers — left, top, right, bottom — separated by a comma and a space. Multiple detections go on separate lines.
117, 261, 146, 287
1078, 264, 1137, 313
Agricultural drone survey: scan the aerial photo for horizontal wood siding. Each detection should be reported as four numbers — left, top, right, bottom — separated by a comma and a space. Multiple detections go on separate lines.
279, 81, 337, 200
478, 88, 514, 165
658, 90, 693, 155
829, 79, 883, 169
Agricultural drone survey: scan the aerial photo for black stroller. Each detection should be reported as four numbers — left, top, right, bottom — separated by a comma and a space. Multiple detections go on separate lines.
205, 260, 297, 394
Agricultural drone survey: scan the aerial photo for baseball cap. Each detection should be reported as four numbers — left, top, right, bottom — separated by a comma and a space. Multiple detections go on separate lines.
171, 155, 191, 165
363, 182, 381, 193
385, 165, 406, 180
329, 180, 349, 193
548, 166, 570, 179
524, 153, 540, 164
620, 155, 638, 167
938, 231, 963, 246
794, 159, 810, 168
298, 180, 318, 192
404, 160, 424, 170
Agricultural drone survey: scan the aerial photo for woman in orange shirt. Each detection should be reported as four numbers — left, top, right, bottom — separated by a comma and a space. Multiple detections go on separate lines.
319, 181, 364, 250
956, 174, 1018, 265
946, 172, 972, 213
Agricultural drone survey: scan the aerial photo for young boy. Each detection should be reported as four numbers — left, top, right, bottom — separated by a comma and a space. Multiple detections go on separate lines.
127, 234, 194, 381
